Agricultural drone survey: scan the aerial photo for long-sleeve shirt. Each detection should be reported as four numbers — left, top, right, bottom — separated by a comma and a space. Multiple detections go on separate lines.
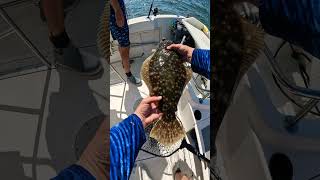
51, 165, 95, 180
191, 49, 211, 79
110, 114, 145, 179
52, 49, 210, 180
259, 0, 320, 59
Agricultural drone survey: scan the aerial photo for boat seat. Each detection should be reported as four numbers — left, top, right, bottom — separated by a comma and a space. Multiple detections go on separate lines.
181, 17, 210, 50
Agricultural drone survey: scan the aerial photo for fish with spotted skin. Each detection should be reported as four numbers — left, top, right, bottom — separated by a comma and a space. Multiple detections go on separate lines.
141, 40, 192, 146
213, 0, 265, 142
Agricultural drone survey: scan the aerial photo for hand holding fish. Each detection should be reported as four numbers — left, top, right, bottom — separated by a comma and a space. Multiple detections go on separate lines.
167, 44, 194, 63
134, 96, 163, 128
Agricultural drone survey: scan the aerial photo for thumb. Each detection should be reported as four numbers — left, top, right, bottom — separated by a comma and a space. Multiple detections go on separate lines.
144, 113, 163, 126
167, 44, 181, 50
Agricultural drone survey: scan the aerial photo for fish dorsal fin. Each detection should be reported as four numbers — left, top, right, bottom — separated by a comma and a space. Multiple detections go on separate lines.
229, 18, 265, 105
97, 2, 110, 63
141, 53, 155, 93
238, 18, 265, 78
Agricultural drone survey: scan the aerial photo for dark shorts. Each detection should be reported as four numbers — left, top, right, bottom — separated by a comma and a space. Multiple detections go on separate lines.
110, 0, 130, 47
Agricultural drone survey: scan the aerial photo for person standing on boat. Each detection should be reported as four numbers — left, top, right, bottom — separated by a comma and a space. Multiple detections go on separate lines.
110, 46, 210, 180
110, 0, 142, 85
40, 0, 102, 76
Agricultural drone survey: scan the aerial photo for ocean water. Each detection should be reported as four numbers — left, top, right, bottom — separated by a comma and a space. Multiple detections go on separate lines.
124, 0, 210, 27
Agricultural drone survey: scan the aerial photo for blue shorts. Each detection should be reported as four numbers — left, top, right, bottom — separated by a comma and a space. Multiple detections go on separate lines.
110, 0, 130, 47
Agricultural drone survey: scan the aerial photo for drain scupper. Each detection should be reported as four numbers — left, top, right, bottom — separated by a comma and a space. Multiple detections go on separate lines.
194, 110, 202, 120
269, 153, 293, 180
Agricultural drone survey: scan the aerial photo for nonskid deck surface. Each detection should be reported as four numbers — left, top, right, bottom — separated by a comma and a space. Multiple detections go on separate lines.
0, 0, 107, 179
110, 54, 151, 127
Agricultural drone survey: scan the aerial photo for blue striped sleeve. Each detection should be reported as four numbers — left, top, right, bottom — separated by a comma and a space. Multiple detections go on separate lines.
191, 49, 211, 79
110, 114, 146, 180
51, 164, 95, 180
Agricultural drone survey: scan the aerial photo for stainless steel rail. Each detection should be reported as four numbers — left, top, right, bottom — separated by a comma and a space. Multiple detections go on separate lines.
263, 43, 320, 99
263, 42, 320, 128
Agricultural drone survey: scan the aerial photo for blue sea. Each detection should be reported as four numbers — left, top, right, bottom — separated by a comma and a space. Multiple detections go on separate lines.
124, 0, 210, 27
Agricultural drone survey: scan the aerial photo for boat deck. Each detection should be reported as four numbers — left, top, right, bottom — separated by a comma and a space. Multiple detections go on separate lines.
216, 34, 320, 180
0, 0, 107, 179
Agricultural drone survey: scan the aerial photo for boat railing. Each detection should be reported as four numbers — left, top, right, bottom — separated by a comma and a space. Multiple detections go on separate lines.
238, 2, 320, 130
263, 42, 320, 131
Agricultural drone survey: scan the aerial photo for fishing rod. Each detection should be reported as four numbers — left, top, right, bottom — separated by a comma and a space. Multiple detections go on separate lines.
141, 138, 222, 179
147, 0, 155, 18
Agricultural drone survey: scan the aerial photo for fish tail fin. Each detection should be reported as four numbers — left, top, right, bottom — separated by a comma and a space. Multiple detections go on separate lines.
150, 117, 185, 146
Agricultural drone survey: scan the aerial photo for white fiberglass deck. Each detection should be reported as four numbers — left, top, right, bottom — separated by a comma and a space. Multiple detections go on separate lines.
216, 34, 320, 180
0, 0, 107, 179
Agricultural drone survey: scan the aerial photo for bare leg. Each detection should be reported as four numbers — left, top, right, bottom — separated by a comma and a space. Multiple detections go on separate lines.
119, 46, 131, 73
78, 119, 109, 179
41, 0, 102, 76
42, 0, 65, 36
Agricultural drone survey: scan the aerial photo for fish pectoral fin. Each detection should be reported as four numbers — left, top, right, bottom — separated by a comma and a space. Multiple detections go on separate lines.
141, 53, 155, 90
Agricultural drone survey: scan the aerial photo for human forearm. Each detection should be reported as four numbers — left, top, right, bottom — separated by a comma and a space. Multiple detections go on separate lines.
110, 114, 146, 179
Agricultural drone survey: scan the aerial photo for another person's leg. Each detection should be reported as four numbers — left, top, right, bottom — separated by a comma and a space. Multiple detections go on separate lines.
42, 0, 64, 36
42, 0, 102, 76
118, 32, 141, 85
77, 118, 109, 179
110, 0, 141, 85
119, 45, 130, 74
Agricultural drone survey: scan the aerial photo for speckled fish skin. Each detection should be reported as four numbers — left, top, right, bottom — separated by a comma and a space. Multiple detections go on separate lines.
97, 0, 110, 62
212, 0, 264, 142
141, 40, 192, 146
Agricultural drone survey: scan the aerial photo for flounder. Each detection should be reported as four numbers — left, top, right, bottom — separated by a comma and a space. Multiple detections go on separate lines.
141, 40, 192, 146
213, 0, 265, 141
